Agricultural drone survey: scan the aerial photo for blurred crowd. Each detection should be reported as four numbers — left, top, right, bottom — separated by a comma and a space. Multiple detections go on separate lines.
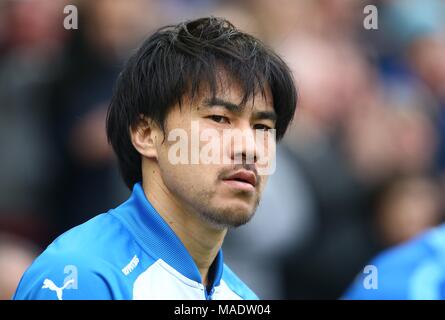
1, 0, 444, 300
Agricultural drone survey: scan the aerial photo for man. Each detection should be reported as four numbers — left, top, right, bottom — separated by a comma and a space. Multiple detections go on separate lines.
344, 222, 445, 300
13, 17, 297, 300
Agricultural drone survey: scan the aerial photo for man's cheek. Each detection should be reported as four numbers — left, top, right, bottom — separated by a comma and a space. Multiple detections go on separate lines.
255, 131, 276, 175
258, 175, 269, 191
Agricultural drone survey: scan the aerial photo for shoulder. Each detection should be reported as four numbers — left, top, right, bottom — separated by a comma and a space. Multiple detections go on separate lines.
14, 248, 119, 299
220, 264, 259, 300
14, 212, 136, 300
344, 226, 445, 300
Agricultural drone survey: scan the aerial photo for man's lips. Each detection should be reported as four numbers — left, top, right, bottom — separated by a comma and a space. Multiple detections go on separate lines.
222, 170, 257, 191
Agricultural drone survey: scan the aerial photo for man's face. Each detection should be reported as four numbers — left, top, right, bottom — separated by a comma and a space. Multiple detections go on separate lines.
154, 80, 277, 229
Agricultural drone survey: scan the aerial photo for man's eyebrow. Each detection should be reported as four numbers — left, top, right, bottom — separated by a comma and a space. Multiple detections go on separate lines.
203, 97, 242, 113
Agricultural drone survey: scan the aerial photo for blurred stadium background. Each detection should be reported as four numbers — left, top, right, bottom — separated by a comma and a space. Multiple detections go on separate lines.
0, 0, 445, 299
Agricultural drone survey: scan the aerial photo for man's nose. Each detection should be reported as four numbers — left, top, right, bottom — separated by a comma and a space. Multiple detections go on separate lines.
230, 126, 258, 164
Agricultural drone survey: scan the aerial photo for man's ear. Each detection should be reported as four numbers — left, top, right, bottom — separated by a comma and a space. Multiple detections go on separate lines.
130, 117, 161, 160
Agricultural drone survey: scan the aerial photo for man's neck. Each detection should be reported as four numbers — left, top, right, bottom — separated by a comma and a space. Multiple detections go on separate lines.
142, 169, 227, 287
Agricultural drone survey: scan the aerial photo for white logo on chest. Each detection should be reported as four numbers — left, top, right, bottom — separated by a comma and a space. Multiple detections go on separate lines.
122, 255, 139, 276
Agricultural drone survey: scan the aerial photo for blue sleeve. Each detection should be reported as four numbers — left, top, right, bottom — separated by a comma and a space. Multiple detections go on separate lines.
343, 242, 429, 300
344, 227, 445, 300
343, 257, 445, 300
13, 250, 120, 300
342, 265, 385, 300
343, 252, 414, 300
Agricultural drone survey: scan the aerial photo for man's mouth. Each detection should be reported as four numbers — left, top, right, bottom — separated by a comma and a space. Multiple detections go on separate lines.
222, 170, 257, 192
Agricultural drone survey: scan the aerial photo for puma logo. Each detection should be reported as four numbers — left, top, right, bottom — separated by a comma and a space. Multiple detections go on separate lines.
42, 278, 75, 300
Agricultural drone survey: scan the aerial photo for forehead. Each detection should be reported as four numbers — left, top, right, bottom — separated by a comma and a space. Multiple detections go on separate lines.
189, 71, 275, 113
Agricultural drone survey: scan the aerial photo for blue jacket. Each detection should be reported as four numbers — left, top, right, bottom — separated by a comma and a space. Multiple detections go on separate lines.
344, 224, 445, 299
14, 183, 258, 300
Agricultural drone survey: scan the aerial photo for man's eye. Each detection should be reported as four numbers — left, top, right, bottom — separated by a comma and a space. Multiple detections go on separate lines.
253, 124, 272, 131
208, 115, 229, 124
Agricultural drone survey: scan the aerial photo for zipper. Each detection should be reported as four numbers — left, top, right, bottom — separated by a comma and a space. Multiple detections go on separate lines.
204, 286, 215, 300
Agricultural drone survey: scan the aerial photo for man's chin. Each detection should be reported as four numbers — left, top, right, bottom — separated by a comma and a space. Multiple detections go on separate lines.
198, 202, 257, 229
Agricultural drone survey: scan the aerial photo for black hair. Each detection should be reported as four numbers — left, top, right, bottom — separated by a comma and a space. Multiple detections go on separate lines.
106, 17, 297, 189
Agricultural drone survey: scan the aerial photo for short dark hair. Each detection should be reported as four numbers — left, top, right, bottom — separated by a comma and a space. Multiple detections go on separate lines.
106, 17, 297, 189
